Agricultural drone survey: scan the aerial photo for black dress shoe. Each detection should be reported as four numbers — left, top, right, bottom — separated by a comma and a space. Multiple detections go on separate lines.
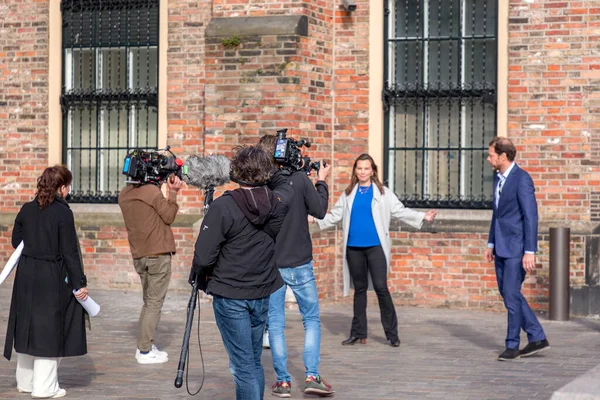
497, 348, 520, 361
519, 339, 550, 357
388, 339, 400, 347
341, 337, 366, 345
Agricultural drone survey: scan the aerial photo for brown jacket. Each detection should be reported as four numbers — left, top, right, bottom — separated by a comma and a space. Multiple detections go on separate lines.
118, 184, 178, 259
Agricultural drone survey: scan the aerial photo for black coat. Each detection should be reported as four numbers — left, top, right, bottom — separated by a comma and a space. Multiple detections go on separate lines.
4, 196, 87, 360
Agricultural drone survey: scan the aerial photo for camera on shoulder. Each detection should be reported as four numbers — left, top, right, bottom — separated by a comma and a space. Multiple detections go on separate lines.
122, 146, 184, 186
273, 129, 323, 174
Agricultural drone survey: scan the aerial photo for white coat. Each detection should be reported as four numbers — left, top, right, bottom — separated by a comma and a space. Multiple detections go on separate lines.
317, 184, 425, 296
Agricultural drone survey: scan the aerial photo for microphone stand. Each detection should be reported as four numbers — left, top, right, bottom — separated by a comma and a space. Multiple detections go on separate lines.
174, 185, 215, 390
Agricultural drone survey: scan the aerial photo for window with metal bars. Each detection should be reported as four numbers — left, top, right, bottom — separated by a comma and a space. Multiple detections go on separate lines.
383, 0, 497, 209
60, 0, 159, 203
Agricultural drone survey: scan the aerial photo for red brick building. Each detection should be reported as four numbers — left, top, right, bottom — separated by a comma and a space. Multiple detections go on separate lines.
1, 0, 599, 315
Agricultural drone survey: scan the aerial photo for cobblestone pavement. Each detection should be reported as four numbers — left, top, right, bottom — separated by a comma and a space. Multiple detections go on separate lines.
0, 288, 599, 399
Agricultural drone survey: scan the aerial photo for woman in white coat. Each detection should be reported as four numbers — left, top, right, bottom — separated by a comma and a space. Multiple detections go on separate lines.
316, 154, 436, 347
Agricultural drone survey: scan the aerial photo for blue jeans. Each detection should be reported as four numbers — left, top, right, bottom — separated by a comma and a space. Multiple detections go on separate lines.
268, 261, 321, 383
213, 295, 270, 400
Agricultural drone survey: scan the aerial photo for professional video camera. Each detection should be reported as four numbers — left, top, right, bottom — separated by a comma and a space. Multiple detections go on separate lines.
273, 128, 323, 174
122, 146, 184, 185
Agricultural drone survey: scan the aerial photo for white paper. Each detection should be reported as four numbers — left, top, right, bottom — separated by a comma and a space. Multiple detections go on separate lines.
73, 290, 101, 317
0, 241, 23, 285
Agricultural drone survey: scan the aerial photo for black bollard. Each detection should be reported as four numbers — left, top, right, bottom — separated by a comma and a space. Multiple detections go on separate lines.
549, 227, 570, 321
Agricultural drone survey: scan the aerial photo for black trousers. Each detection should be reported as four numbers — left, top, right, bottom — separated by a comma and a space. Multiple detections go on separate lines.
346, 245, 398, 342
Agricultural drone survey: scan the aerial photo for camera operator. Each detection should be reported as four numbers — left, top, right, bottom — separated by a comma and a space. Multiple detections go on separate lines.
257, 135, 335, 398
191, 145, 293, 400
118, 173, 183, 365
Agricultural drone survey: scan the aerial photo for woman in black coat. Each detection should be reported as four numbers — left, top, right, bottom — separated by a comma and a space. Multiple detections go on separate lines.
4, 165, 89, 398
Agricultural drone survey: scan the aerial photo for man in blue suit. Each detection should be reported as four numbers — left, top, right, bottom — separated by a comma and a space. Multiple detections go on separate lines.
484, 137, 550, 361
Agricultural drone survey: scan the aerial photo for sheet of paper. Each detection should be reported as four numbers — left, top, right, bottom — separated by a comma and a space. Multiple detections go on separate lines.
0, 241, 23, 285
73, 290, 101, 317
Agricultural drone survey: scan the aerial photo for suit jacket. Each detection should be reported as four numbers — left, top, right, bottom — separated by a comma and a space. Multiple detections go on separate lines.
488, 163, 538, 258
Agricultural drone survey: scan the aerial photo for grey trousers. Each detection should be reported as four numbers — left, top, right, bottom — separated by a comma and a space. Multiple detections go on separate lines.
133, 254, 172, 352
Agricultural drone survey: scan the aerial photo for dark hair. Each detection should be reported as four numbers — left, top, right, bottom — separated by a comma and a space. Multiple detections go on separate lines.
345, 154, 385, 196
489, 136, 516, 162
37, 165, 73, 209
230, 145, 274, 185
257, 135, 277, 166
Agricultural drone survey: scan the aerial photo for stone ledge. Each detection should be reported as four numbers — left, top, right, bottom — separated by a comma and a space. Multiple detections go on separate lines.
0, 210, 202, 229
205, 15, 308, 38
551, 363, 600, 400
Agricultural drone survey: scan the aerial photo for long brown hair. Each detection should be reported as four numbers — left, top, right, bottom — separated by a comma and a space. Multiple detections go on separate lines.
36, 165, 73, 209
344, 154, 385, 196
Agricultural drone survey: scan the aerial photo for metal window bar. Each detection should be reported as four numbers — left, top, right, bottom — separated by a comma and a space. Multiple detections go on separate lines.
60, 0, 159, 203
383, 0, 497, 209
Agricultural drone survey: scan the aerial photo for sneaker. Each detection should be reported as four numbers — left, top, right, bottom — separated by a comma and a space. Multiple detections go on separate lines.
136, 349, 168, 364
135, 345, 168, 360
519, 339, 550, 357
304, 375, 335, 397
151, 344, 168, 358
497, 348, 520, 361
32, 388, 66, 398
271, 381, 291, 398
263, 331, 270, 349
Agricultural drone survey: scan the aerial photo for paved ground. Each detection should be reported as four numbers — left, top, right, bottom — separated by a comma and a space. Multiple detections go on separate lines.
0, 287, 598, 400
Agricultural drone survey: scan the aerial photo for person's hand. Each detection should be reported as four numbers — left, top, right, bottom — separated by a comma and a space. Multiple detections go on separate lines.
308, 215, 316, 224
74, 287, 88, 301
318, 162, 332, 181
423, 210, 437, 222
168, 175, 183, 192
523, 253, 536, 272
484, 248, 494, 263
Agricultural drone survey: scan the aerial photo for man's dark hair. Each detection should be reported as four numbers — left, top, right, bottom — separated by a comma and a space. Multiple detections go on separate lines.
489, 137, 517, 162
230, 145, 274, 185
257, 135, 278, 166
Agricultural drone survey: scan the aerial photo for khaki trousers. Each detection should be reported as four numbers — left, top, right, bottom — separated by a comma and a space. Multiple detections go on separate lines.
133, 254, 172, 352
16, 353, 61, 397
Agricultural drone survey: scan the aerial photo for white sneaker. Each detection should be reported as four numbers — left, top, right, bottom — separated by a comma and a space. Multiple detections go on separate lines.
32, 388, 66, 398
152, 344, 168, 358
135, 345, 168, 360
263, 331, 270, 349
136, 349, 168, 364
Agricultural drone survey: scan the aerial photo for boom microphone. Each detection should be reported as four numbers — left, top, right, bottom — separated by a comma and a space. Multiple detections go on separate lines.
182, 154, 231, 189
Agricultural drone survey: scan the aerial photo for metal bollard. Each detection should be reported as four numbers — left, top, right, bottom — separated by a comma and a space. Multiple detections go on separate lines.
549, 227, 570, 321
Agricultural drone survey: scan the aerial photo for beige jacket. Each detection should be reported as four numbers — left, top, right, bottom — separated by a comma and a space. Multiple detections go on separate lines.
317, 184, 425, 296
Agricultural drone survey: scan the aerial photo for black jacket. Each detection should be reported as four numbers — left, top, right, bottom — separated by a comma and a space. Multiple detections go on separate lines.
4, 196, 87, 360
192, 173, 292, 300
274, 171, 328, 268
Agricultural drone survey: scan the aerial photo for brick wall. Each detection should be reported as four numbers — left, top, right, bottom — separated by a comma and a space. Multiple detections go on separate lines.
166, 0, 212, 211
0, 1, 50, 213
507, 1, 600, 223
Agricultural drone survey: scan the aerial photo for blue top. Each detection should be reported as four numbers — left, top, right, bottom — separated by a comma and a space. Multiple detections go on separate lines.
347, 184, 381, 247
